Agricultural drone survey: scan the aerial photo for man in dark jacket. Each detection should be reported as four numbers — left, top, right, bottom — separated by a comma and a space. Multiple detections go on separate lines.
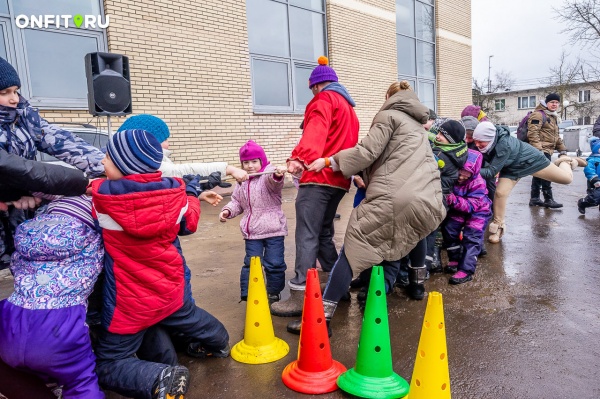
527, 93, 567, 208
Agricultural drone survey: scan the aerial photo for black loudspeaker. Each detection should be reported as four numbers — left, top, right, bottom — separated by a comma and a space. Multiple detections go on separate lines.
85, 52, 132, 116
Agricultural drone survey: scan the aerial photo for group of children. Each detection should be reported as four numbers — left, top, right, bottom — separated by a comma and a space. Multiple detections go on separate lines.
2, 107, 599, 399
1, 119, 235, 398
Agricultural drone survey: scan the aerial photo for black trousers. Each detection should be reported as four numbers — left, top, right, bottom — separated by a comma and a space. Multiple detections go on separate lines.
531, 153, 553, 198
291, 185, 346, 286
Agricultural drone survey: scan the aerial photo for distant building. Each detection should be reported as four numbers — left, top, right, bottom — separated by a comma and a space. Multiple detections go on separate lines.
475, 82, 600, 126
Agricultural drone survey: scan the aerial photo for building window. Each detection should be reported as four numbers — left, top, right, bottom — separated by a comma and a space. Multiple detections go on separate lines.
246, 0, 326, 113
579, 90, 591, 103
1, 0, 107, 109
577, 116, 591, 125
396, 0, 436, 110
518, 95, 536, 109
495, 99, 505, 111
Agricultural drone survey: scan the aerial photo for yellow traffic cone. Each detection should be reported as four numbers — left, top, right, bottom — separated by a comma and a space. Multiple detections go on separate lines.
408, 291, 451, 398
231, 256, 289, 364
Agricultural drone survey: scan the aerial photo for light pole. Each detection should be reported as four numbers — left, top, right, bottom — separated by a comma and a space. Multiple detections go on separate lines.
562, 100, 570, 120
487, 55, 494, 93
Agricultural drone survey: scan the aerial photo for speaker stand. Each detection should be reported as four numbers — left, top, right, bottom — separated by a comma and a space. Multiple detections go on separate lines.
107, 115, 113, 138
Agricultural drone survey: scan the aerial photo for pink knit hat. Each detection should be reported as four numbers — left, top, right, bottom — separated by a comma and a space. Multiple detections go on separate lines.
239, 140, 269, 173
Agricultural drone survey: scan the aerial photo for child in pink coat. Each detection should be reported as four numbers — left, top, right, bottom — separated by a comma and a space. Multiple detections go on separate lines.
219, 140, 288, 303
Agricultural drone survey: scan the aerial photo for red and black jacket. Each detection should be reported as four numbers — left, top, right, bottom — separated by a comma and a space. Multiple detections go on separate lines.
91, 172, 200, 334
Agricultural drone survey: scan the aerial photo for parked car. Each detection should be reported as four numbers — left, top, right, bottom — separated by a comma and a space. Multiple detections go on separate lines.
561, 125, 594, 156
508, 125, 517, 137
558, 120, 577, 134
36, 123, 109, 167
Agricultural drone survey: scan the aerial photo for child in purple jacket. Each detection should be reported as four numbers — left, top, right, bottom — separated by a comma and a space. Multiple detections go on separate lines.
0, 195, 104, 399
442, 149, 492, 284
219, 140, 287, 303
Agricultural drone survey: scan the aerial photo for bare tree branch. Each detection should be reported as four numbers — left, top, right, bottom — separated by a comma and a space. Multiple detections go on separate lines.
554, 0, 600, 47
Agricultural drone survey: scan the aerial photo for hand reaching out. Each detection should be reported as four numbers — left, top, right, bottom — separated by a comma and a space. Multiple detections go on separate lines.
11, 196, 42, 210
274, 166, 286, 177
199, 190, 223, 206
353, 175, 365, 188
287, 159, 305, 175
219, 209, 230, 222
226, 165, 248, 183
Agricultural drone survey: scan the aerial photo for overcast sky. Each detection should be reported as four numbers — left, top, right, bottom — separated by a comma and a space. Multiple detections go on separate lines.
471, 0, 584, 90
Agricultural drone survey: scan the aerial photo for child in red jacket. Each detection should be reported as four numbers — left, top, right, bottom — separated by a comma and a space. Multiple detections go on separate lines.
91, 129, 230, 399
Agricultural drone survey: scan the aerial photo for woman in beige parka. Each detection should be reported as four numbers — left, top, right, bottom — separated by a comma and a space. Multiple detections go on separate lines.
288, 82, 446, 335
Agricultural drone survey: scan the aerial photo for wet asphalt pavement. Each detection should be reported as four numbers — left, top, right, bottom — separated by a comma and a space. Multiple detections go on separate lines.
1, 169, 599, 399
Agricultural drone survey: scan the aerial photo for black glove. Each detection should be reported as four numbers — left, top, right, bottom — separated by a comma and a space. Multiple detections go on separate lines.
183, 172, 232, 197
184, 174, 203, 197
203, 172, 232, 189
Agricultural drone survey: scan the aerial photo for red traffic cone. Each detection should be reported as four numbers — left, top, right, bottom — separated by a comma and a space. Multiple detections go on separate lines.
281, 269, 346, 394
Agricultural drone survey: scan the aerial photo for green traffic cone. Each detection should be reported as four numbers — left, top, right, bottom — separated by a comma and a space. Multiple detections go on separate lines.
337, 265, 409, 399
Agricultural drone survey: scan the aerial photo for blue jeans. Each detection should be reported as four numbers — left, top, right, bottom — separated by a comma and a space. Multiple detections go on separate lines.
241, 236, 286, 297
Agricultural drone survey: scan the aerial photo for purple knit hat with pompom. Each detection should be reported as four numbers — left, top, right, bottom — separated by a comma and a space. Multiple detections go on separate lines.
309, 56, 338, 88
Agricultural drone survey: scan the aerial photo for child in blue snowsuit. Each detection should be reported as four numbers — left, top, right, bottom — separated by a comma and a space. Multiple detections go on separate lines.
0, 195, 105, 399
577, 137, 600, 214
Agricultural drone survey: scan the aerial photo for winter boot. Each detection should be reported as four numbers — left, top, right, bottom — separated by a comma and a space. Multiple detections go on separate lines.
479, 243, 488, 257
350, 277, 364, 288
152, 366, 189, 399
445, 261, 459, 275
186, 343, 231, 359
577, 198, 586, 214
406, 265, 427, 300
488, 222, 504, 244
542, 188, 563, 209
449, 270, 473, 285
429, 244, 443, 274
357, 287, 368, 309
529, 189, 544, 207
270, 285, 305, 317
286, 299, 336, 337
267, 293, 280, 305
445, 244, 462, 271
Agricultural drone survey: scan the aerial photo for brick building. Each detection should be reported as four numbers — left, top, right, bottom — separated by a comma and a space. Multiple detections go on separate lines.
1, 0, 472, 166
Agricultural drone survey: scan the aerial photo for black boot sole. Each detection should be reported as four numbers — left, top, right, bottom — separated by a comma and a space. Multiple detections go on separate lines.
286, 322, 332, 337
271, 309, 302, 317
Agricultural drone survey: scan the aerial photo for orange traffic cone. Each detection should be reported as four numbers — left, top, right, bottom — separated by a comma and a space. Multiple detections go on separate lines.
281, 269, 346, 394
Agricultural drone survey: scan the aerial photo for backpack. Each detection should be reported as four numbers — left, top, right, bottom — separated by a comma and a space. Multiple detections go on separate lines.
516, 110, 547, 142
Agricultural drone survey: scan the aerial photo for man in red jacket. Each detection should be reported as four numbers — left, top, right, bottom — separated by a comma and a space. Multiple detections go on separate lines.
270, 56, 359, 317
